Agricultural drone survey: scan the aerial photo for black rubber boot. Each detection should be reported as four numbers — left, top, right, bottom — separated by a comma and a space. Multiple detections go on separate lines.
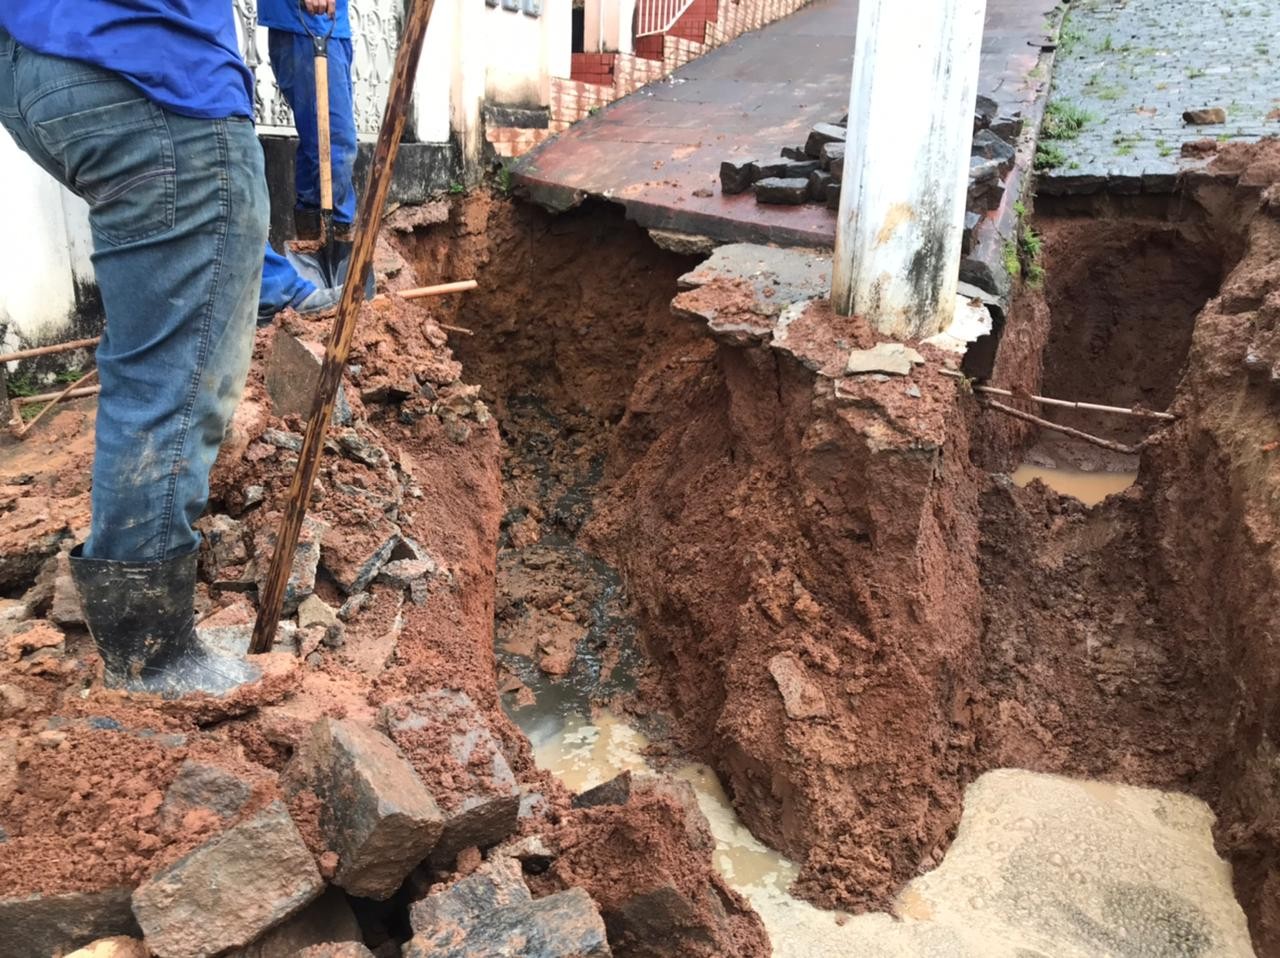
70, 545, 261, 698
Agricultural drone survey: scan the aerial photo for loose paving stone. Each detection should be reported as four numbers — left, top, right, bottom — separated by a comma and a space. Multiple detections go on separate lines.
227, 888, 363, 958
0, 887, 141, 958
408, 855, 531, 936
803, 122, 845, 157
971, 129, 1016, 174
754, 177, 810, 205
819, 140, 845, 174
974, 93, 999, 131
292, 717, 443, 900
845, 343, 926, 376
266, 332, 353, 426
756, 158, 820, 179
780, 146, 808, 161
719, 160, 758, 194
808, 170, 834, 202
404, 887, 611, 958
825, 182, 841, 210
383, 690, 522, 868
132, 801, 323, 958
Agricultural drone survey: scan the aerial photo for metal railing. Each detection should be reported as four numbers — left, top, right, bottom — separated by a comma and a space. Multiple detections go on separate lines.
635, 0, 697, 37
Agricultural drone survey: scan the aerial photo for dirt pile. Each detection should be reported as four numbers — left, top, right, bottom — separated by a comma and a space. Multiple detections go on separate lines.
0, 222, 763, 957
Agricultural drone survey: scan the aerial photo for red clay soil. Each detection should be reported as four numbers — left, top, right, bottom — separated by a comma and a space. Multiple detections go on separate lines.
0, 217, 765, 958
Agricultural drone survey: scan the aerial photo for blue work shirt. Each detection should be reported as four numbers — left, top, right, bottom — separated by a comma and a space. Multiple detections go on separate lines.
0, 2, 253, 120
258, 0, 352, 41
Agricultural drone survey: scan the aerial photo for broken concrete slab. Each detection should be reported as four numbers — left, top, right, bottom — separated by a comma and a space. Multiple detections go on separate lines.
803, 122, 846, 157
405, 888, 611, 958
572, 770, 632, 809
132, 800, 323, 958
753, 177, 810, 205
768, 652, 829, 720
679, 243, 831, 314
375, 558, 436, 606
266, 332, 353, 426
383, 690, 521, 868
227, 888, 363, 958
845, 342, 925, 376
0, 886, 141, 958
292, 717, 443, 900
407, 854, 531, 936
254, 515, 327, 615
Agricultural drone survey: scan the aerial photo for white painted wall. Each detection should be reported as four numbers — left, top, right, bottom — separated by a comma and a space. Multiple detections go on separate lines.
585, 0, 638, 53
0, 136, 95, 350
482, 1, 572, 107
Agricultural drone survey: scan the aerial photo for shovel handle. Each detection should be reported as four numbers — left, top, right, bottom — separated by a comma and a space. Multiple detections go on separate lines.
314, 53, 334, 216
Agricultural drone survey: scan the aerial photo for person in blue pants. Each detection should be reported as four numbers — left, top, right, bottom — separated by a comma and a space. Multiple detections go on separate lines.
257, 0, 359, 322
0, 2, 301, 697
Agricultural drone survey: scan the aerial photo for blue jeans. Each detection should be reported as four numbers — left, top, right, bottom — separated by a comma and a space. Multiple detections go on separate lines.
258, 31, 357, 317
0, 29, 269, 563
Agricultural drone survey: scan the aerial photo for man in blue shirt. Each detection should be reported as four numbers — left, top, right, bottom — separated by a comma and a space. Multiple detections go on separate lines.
257, 0, 360, 322
0, 2, 327, 697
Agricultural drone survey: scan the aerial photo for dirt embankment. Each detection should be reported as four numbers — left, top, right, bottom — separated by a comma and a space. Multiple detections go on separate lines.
412, 164, 1280, 953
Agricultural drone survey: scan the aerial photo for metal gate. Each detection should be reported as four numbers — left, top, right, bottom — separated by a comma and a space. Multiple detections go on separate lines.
233, 0, 404, 139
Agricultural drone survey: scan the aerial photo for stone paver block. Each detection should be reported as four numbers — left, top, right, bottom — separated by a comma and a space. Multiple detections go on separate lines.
719, 160, 757, 194
757, 158, 820, 179
972, 129, 1016, 174
754, 177, 809, 205
803, 122, 845, 158
405, 888, 611, 958
132, 801, 323, 958
0, 887, 141, 958
807, 170, 834, 202
383, 691, 521, 868
819, 140, 844, 174
293, 717, 443, 900
408, 854, 531, 936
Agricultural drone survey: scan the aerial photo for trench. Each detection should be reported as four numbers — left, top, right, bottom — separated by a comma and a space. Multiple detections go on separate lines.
397, 194, 1273, 954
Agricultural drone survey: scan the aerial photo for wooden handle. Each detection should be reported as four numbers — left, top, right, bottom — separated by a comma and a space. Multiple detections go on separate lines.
314, 54, 334, 213
13, 367, 98, 439
252, 0, 440, 655
371, 280, 479, 303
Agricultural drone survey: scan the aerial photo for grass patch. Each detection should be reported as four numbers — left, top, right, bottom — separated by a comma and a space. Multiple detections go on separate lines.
1034, 142, 1069, 170
1041, 100, 1093, 140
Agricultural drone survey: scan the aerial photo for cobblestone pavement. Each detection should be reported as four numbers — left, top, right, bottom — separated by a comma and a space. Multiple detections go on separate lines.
1039, 0, 1280, 193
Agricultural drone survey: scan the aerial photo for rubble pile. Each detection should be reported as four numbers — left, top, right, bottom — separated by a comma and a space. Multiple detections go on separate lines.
0, 228, 766, 957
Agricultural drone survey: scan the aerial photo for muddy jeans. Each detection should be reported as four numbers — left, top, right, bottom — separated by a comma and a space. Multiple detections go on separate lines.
0, 29, 269, 562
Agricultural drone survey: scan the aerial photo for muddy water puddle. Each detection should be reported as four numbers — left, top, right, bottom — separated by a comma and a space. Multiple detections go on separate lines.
1012, 463, 1138, 506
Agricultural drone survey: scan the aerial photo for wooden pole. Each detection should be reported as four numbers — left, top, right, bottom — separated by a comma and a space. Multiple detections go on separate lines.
12, 368, 99, 438
252, 0, 440, 654
940, 370, 1176, 421
0, 337, 100, 365
11, 385, 101, 407
831, 0, 987, 337
370, 279, 479, 304
981, 399, 1143, 455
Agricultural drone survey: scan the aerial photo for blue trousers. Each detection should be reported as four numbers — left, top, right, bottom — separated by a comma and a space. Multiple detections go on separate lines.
0, 29, 269, 562
259, 31, 357, 315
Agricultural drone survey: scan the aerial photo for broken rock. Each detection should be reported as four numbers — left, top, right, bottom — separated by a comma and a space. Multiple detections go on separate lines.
266, 331, 352, 426
254, 515, 327, 615
297, 594, 340, 631
66, 937, 149, 958
572, 770, 632, 809
132, 800, 323, 958
845, 342, 925, 376
405, 888, 611, 958
1183, 107, 1227, 125
375, 558, 436, 606
296, 945, 375, 958
158, 759, 254, 832
383, 690, 521, 868
48, 550, 84, 626
227, 888, 363, 958
291, 717, 443, 900
321, 520, 399, 595
0, 886, 141, 958
408, 854, 531, 936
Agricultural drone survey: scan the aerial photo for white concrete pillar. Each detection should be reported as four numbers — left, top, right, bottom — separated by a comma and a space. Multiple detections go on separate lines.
831, 0, 986, 339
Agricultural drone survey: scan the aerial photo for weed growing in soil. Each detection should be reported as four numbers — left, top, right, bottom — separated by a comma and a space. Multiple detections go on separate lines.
1035, 142, 1069, 170
1041, 100, 1093, 140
